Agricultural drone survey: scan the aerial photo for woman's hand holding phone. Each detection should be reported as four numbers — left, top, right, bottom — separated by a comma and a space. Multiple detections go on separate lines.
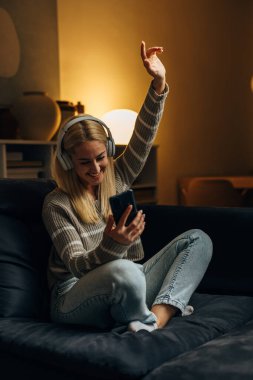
104, 206, 146, 245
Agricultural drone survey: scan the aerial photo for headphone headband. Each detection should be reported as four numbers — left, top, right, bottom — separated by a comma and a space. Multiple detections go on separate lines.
56, 114, 116, 171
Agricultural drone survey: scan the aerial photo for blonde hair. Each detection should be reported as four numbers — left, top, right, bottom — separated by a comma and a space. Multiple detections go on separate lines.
52, 118, 116, 224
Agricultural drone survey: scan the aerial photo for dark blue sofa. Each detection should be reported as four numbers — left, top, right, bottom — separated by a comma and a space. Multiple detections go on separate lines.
0, 179, 253, 379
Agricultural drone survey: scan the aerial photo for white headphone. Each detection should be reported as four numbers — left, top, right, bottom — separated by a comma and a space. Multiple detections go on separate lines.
56, 114, 116, 171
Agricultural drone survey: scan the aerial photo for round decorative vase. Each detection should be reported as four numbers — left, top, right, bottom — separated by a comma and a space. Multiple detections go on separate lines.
11, 91, 61, 140
50, 100, 77, 140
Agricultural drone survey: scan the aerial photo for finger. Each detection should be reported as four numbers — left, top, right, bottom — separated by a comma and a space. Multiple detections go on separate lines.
126, 210, 144, 232
104, 215, 115, 234
129, 221, 146, 241
140, 40, 147, 61
135, 210, 144, 224
146, 47, 164, 58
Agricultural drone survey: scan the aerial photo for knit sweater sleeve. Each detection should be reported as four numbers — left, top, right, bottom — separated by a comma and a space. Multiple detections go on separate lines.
42, 196, 129, 278
114, 82, 169, 187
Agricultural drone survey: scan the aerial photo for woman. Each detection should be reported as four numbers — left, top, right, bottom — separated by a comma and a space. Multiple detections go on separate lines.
42, 41, 212, 332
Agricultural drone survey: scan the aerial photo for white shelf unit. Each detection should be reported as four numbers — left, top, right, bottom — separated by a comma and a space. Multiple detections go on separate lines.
0, 139, 56, 179
0, 141, 158, 204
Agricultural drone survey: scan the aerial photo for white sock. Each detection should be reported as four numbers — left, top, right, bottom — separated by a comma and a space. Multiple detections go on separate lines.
128, 321, 158, 332
182, 305, 194, 316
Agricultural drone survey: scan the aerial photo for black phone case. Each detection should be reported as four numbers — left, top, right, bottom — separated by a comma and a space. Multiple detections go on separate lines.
109, 189, 138, 225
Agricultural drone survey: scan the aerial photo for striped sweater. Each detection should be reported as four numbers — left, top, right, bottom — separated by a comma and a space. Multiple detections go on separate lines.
42, 83, 169, 290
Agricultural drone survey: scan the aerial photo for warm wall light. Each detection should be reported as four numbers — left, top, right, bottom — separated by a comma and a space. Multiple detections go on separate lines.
101, 109, 137, 145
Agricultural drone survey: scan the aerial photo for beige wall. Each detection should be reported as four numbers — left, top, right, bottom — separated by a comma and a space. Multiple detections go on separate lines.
57, 0, 253, 204
0, 0, 60, 105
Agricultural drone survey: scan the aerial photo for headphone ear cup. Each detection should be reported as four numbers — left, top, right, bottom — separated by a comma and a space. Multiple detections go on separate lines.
106, 137, 116, 157
60, 152, 73, 170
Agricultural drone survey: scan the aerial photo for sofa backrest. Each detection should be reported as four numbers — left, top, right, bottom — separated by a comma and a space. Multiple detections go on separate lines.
0, 179, 56, 320
140, 204, 253, 297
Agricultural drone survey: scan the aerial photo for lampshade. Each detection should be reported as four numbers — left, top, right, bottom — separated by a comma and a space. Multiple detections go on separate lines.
101, 109, 137, 145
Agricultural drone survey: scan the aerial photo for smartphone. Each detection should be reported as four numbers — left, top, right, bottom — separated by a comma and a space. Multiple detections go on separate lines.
109, 189, 138, 226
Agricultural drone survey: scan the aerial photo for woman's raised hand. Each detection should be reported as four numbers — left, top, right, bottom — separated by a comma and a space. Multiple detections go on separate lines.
104, 206, 146, 245
141, 41, 166, 94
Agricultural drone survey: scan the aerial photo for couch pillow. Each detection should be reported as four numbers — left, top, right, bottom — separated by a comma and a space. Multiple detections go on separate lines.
0, 214, 49, 318
143, 318, 253, 380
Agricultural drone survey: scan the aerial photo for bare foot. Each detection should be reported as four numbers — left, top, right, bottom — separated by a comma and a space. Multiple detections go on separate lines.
151, 304, 178, 328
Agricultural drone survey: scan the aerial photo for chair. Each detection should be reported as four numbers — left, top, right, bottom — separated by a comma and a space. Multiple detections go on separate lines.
183, 179, 243, 207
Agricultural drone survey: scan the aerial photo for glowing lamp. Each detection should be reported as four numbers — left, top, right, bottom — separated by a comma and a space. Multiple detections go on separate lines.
101, 109, 137, 145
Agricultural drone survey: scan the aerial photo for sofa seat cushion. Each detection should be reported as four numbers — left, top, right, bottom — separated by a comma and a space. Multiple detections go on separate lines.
143, 319, 253, 380
1, 293, 253, 379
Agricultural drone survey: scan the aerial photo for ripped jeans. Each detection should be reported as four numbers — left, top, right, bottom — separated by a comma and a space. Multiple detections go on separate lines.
50, 229, 213, 329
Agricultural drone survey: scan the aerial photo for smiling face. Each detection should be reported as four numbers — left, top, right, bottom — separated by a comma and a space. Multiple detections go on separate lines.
71, 140, 108, 192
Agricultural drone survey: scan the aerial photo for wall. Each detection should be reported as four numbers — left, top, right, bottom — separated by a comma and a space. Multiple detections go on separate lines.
247, 1, 253, 168
0, 0, 60, 106
57, 0, 253, 204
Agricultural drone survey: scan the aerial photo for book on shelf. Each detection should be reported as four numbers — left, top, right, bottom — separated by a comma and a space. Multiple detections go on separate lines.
7, 167, 44, 179
6, 151, 23, 161
7, 160, 43, 168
